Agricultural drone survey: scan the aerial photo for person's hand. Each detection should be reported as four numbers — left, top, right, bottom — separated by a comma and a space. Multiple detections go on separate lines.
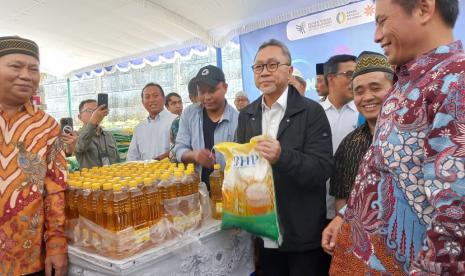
89, 104, 109, 126
193, 149, 215, 169
45, 254, 68, 276
60, 132, 77, 143
256, 137, 281, 164
321, 216, 344, 255
61, 131, 78, 155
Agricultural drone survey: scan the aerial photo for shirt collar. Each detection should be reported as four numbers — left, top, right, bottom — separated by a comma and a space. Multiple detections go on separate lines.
261, 87, 288, 111
321, 97, 356, 112
147, 108, 167, 122
395, 40, 463, 85
0, 101, 37, 116
203, 100, 233, 123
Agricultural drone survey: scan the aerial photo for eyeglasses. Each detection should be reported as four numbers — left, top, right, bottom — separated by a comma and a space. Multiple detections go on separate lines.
81, 108, 95, 114
251, 62, 290, 74
334, 70, 354, 78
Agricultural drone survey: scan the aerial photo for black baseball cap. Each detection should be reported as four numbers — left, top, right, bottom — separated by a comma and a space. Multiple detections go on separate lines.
316, 63, 324, 75
192, 65, 226, 88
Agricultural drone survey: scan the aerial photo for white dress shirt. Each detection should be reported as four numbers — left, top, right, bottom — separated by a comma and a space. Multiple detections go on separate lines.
261, 88, 288, 248
320, 98, 359, 219
127, 108, 177, 161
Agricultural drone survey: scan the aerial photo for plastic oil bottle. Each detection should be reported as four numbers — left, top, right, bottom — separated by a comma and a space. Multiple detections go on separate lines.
173, 170, 185, 197
70, 181, 82, 219
209, 164, 223, 220
142, 178, 159, 227
79, 182, 92, 219
101, 182, 114, 230
87, 183, 101, 224
182, 169, 193, 197
110, 184, 132, 232
128, 180, 148, 230
158, 173, 174, 220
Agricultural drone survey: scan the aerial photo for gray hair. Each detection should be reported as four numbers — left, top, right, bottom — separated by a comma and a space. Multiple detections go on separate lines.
235, 91, 248, 99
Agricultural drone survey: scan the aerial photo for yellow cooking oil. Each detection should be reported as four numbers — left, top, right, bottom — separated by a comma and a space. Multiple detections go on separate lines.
209, 164, 223, 220
101, 182, 113, 230
110, 184, 132, 232
173, 170, 184, 197
78, 181, 92, 218
70, 181, 82, 219
142, 178, 159, 227
128, 180, 148, 230
87, 183, 101, 224
189, 168, 200, 195
182, 169, 193, 197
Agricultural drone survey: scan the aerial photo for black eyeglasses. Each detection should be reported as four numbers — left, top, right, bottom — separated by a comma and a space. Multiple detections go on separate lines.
251, 62, 290, 74
334, 70, 354, 78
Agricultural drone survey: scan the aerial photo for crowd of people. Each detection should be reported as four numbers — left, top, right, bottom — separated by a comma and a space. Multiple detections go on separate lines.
0, 0, 464, 275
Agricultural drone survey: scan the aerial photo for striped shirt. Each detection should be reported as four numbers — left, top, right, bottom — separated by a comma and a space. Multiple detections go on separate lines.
0, 102, 68, 275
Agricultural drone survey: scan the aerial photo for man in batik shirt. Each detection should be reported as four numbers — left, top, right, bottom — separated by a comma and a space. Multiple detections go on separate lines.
322, 0, 465, 275
0, 36, 68, 275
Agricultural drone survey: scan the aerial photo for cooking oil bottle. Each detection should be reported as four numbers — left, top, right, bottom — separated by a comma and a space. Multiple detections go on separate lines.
182, 169, 193, 197
209, 164, 223, 220
189, 168, 200, 195
158, 173, 174, 219
110, 184, 132, 232
142, 178, 159, 227
173, 170, 184, 197
101, 182, 113, 230
79, 181, 92, 219
128, 180, 148, 230
70, 181, 82, 219
87, 183, 101, 224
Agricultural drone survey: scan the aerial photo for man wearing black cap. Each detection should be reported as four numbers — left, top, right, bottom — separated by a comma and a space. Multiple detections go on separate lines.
315, 63, 328, 101
174, 65, 238, 189
0, 36, 68, 275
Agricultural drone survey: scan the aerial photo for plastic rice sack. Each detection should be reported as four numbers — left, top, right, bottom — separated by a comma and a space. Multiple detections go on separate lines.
215, 136, 281, 242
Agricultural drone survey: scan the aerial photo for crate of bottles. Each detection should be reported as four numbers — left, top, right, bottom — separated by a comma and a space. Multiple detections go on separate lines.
65, 160, 205, 259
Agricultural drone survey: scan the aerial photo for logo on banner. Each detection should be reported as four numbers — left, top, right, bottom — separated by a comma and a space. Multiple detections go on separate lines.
287, 0, 375, 41
296, 22, 306, 34
336, 12, 347, 24
364, 4, 375, 16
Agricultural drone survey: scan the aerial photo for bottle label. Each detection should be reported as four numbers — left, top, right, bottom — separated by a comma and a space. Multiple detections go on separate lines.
216, 202, 223, 214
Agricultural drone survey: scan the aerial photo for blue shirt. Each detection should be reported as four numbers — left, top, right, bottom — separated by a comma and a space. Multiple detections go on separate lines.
174, 102, 238, 173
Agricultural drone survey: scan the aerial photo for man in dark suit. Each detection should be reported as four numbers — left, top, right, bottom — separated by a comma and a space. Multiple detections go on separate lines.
236, 39, 334, 276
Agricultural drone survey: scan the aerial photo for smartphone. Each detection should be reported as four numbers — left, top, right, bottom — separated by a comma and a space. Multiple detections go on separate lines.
60, 117, 74, 134
97, 93, 108, 108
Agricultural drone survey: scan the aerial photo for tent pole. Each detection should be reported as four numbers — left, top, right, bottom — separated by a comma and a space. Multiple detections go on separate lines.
66, 78, 72, 117
216, 48, 222, 69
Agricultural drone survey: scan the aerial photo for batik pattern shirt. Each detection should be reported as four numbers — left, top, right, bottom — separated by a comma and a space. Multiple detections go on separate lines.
0, 102, 68, 275
335, 41, 465, 275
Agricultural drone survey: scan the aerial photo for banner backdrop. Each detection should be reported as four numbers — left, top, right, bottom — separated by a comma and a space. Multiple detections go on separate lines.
240, 0, 465, 102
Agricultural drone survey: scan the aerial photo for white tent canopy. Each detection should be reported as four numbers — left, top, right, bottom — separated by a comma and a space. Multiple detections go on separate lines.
1, 0, 349, 76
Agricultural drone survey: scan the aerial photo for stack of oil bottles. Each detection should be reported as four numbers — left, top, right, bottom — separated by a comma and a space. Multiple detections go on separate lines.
65, 160, 205, 259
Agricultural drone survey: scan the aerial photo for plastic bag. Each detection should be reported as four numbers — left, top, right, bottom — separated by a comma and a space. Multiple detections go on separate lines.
215, 136, 281, 242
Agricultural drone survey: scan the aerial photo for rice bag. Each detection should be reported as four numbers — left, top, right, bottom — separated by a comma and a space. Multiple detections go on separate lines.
215, 136, 281, 242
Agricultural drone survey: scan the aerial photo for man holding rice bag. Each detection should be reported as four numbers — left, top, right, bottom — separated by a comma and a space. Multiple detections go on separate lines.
236, 39, 334, 276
